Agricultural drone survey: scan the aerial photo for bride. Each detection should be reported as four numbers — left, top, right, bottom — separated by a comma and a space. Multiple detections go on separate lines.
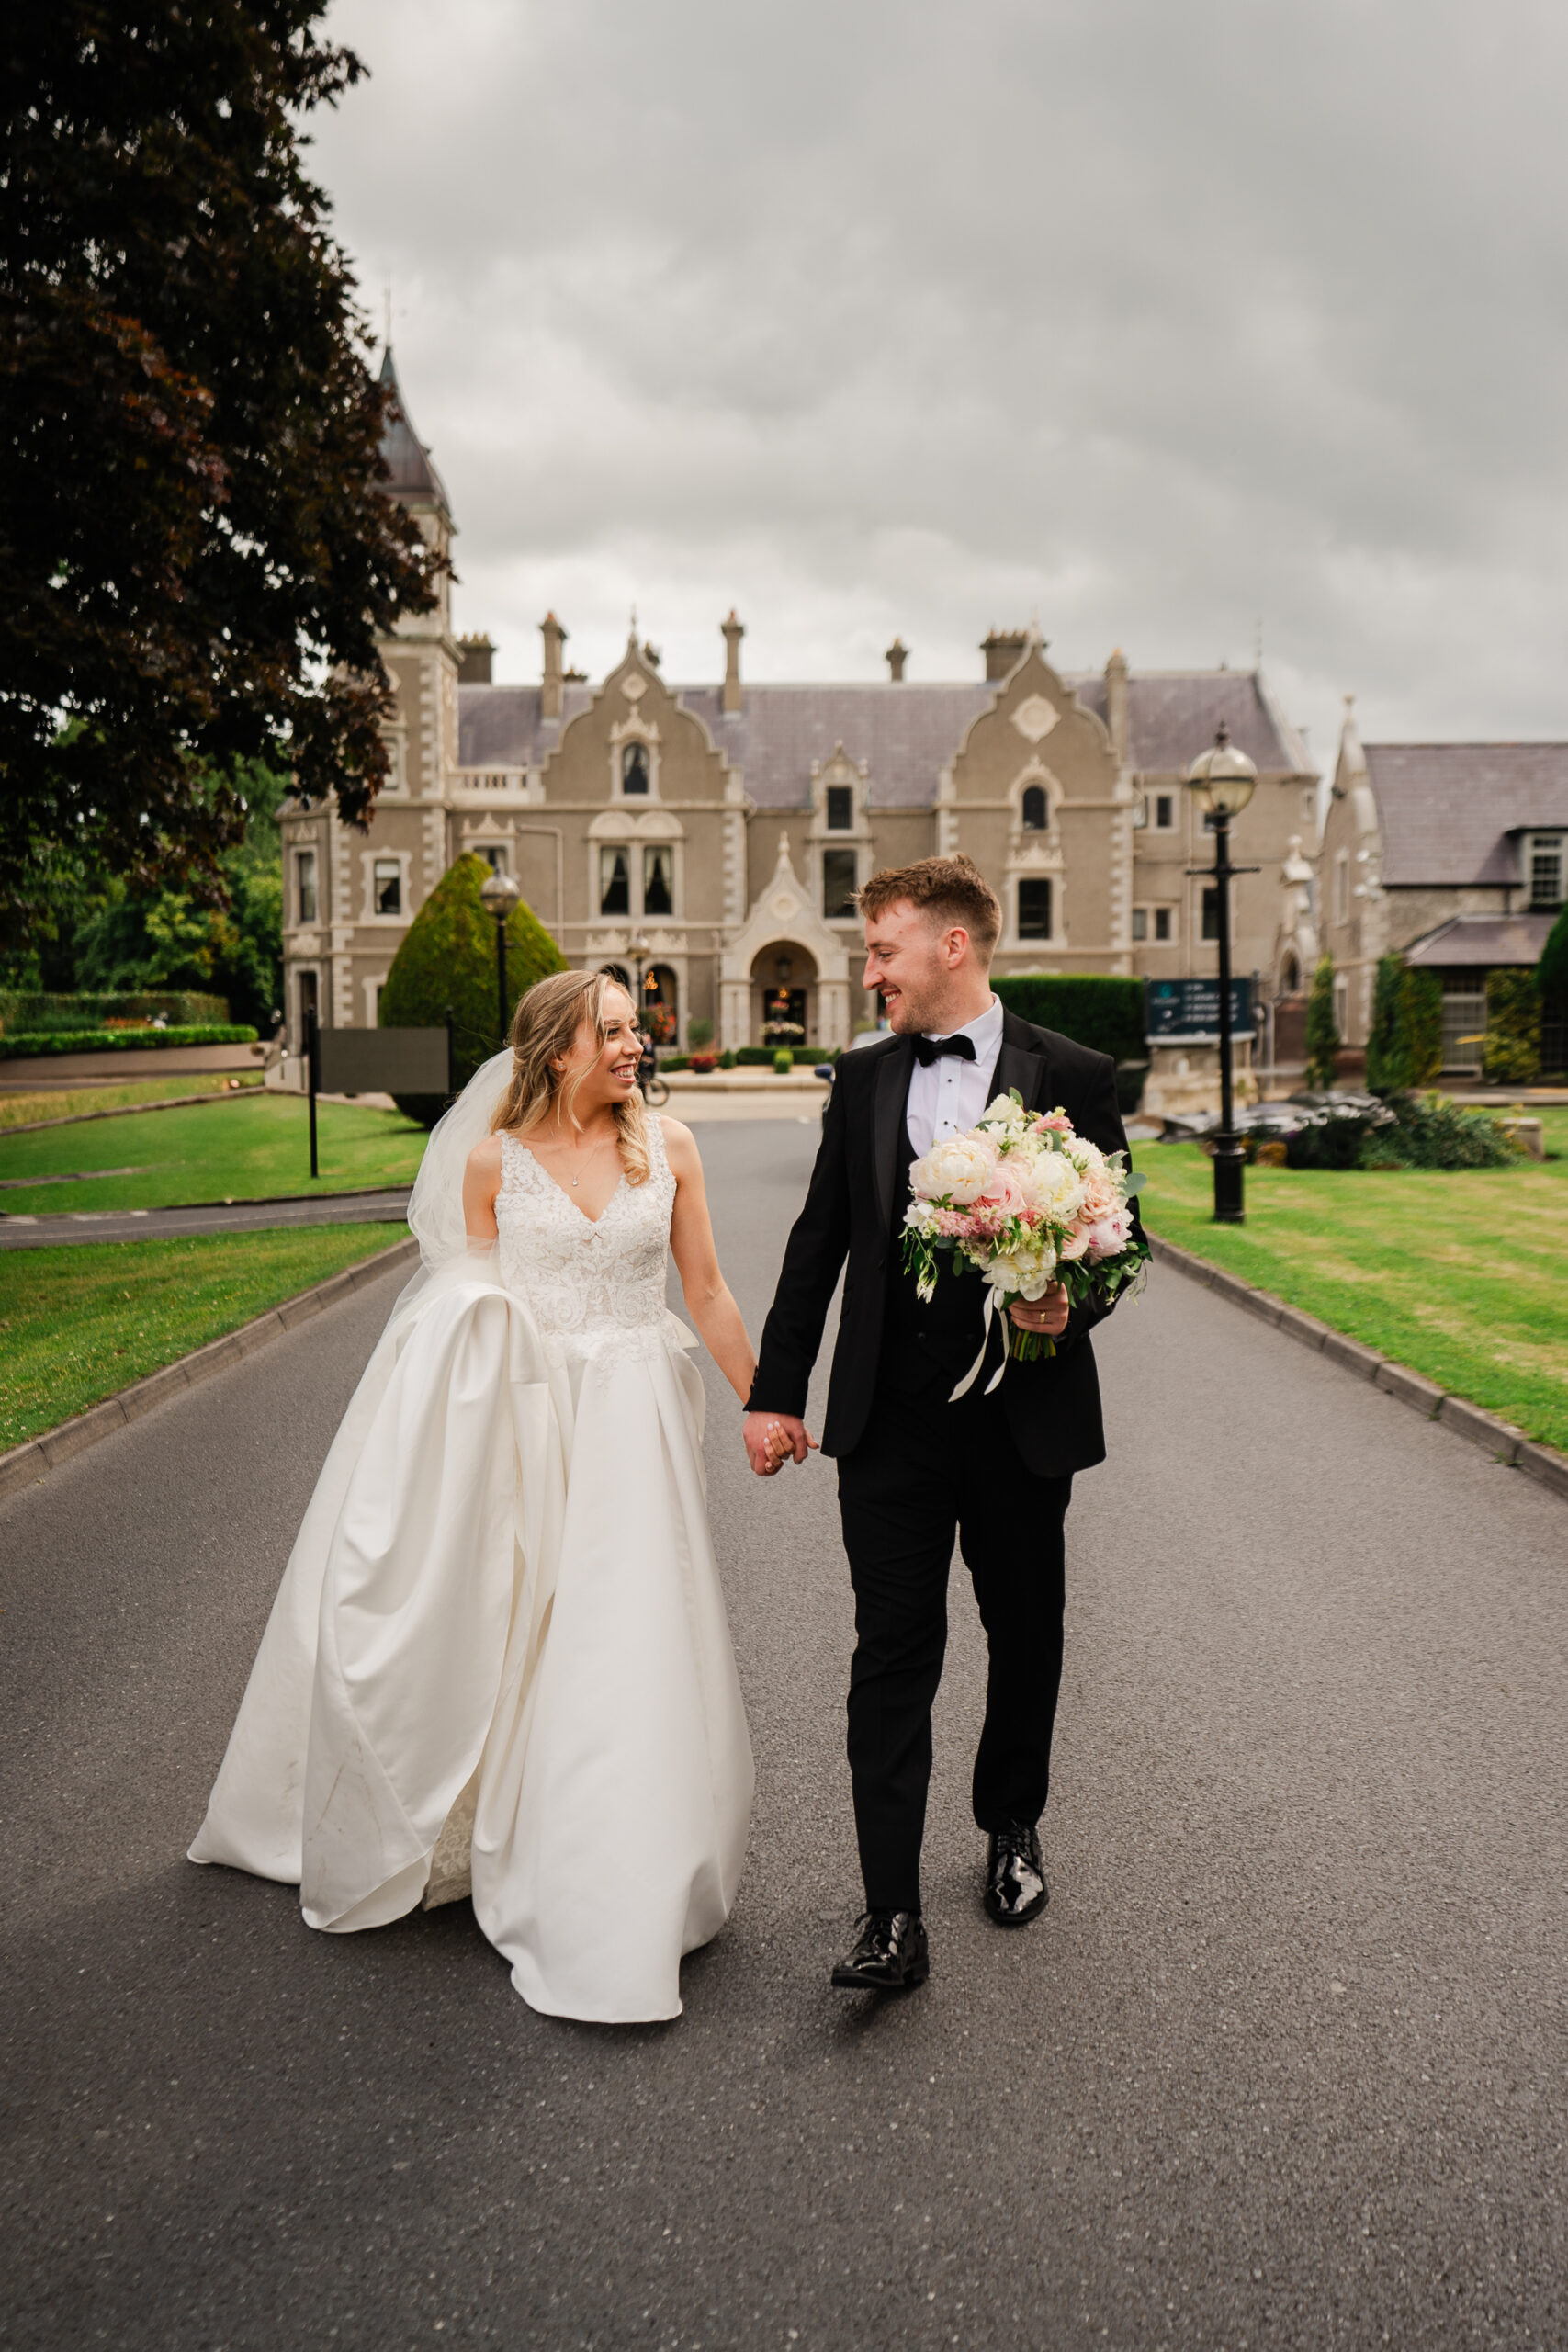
190, 969, 781, 2022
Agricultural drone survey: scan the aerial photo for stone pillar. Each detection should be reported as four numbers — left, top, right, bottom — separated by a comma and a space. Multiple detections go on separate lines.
818, 978, 852, 1049
540, 612, 567, 720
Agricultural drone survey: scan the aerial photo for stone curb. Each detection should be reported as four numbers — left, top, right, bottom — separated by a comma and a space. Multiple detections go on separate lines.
1148, 1233, 1568, 1505
0, 1236, 418, 1506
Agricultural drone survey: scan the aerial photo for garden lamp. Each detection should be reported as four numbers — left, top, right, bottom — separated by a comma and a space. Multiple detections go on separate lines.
479, 868, 522, 1048
1186, 724, 1259, 1224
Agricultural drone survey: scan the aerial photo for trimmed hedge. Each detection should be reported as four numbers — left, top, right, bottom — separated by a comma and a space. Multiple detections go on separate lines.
0, 990, 231, 1035
380, 854, 567, 1125
992, 976, 1145, 1063
0, 1024, 257, 1059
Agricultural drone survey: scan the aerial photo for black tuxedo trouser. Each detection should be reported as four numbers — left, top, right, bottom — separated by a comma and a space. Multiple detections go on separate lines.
835, 1369, 1071, 1914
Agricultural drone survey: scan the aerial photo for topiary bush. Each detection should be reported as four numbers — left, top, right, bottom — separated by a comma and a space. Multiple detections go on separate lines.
1366, 954, 1442, 1092
1305, 956, 1339, 1090
379, 854, 566, 1125
992, 976, 1145, 1063
1482, 969, 1540, 1086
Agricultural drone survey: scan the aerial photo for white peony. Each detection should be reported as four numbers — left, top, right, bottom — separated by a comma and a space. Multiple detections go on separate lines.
982, 1092, 1028, 1130
909, 1129, 999, 1204
985, 1243, 1058, 1301
1012, 1146, 1086, 1226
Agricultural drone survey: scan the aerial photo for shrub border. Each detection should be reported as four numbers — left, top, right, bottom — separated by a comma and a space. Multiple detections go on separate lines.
0, 1237, 417, 1504
1149, 1233, 1568, 1506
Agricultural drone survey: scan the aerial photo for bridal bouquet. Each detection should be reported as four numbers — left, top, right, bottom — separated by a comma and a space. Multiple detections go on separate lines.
901, 1089, 1148, 1391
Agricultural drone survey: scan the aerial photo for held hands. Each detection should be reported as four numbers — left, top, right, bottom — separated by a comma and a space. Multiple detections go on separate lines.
1008, 1282, 1070, 1340
743, 1410, 818, 1477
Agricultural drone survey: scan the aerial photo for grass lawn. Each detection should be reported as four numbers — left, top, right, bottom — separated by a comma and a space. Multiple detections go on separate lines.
1134, 1107, 1568, 1453
0, 1091, 427, 1212
0, 1072, 265, 1131
1, 1225, 408, 1451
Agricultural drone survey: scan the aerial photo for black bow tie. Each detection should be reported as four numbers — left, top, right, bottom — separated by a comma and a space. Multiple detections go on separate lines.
912, 1033, 976, 1067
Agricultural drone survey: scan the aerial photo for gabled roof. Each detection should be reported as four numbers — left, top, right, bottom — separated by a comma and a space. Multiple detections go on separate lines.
377, 349, 448, 508
1362, 745, 1568, 885
457, 665, 1312, 807
1404, 912, 1556, 967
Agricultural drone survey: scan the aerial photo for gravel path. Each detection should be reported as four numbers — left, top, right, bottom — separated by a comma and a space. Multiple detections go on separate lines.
3, 1120, 1563, 2348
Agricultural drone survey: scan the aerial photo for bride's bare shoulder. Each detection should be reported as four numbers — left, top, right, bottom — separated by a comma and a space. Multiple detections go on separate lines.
466, 1132, 506, 1183
656, 1114, 699, 1175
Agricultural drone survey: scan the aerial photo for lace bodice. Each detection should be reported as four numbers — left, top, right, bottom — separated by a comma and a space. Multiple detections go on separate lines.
494, 1115, 676, 1341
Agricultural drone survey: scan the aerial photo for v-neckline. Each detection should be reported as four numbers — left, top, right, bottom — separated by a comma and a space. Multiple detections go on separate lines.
512, 1138, 625, 1227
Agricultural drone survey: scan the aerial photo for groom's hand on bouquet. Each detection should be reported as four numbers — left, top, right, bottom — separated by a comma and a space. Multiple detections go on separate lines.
743, 1411, 817, 1476
1009, 1283, 1070, 1340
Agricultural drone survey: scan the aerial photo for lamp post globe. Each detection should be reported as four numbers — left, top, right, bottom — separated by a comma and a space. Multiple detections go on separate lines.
1185, 723, 1258, 1224
479, 869, 522, 1048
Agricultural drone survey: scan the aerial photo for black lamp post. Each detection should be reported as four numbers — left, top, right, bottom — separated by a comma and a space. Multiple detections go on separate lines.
479, 868, 522, 1047
1186, 722, 1258, 1224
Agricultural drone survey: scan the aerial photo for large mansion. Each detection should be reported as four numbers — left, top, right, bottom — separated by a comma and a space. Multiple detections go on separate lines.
279, 356, 1317, 1054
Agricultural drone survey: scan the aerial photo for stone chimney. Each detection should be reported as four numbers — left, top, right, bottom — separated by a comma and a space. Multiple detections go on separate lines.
457, 633, 494, 686
981, 628, 1030, 682
721, 610, 745, 714
885, 636, 908, 682
540, 613, 567, 720
1104, 646, 1129, 766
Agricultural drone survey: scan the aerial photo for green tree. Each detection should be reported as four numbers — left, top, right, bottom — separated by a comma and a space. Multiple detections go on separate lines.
1483, 969, 1541, 1085
0, 6, 441, 923
379, 856, 566, 1126
1304, 955, 1340, 1090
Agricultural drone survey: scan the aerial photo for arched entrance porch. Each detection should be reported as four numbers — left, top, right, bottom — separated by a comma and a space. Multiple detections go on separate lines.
750, 942, 817, 1047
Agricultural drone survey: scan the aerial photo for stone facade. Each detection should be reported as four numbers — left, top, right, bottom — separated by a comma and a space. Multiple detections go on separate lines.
279, 357, 1318, 1054
1316, 700, 1568, 1069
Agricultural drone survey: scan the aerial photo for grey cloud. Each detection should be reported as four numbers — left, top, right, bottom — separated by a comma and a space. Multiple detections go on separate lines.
316, 0, 1568, 752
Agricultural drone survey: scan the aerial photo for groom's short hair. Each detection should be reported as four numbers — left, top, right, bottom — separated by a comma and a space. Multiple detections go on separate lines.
856, 855, 1001, 958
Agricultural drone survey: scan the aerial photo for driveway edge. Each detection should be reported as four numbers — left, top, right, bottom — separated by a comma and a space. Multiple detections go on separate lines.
1149, 1233, 1568, 1506
0, 1236, 418, 1504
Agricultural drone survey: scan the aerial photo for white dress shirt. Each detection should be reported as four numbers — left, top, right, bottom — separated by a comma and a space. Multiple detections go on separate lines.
905, 994, 1005, 1158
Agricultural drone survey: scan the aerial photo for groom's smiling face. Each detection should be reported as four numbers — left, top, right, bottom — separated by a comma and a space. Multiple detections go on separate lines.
863, 899, 978, 1035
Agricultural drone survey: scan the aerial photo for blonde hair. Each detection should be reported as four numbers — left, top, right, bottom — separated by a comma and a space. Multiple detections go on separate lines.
490, 968, 652, 1185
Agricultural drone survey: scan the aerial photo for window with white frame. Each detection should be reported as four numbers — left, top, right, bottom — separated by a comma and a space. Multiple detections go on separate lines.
1018, 878, 1052, 940
621, 742, 650, 796
372, 857, 402, 917
823, 848, 858, 919
295, 848, 318, 925
1154, 793, 1175, 830
1526, 831, 1563, 909
1131, 905, 1175, 944
1021, 784, 1047, 832
825, 784, 853, 831
476, 843, 508, 876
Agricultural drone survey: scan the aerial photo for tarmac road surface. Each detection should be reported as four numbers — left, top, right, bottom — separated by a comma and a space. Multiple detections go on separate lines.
2, 1120, 1564, 2349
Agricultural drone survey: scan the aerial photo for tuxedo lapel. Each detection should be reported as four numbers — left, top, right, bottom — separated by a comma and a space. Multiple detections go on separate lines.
873, 1040, 915, 1231
991, 1013, 1051, 1114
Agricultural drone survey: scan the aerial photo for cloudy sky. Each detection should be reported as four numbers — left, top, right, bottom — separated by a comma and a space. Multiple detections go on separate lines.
312, 0, 1568, 771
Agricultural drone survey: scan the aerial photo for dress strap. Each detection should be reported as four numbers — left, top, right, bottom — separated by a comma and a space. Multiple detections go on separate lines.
497, 1129, 533, 1193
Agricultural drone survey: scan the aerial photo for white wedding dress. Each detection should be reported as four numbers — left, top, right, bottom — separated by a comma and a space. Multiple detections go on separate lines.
189, 1085, 753, 2023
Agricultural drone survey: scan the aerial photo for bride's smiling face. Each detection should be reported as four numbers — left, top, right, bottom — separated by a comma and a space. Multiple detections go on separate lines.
551, 984, 642, 1109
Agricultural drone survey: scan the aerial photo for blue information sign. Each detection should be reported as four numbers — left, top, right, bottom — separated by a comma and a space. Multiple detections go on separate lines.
1145, 978, 1254, 1043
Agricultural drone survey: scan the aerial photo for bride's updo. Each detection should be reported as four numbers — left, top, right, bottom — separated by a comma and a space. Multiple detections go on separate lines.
490, 968, 652, 1186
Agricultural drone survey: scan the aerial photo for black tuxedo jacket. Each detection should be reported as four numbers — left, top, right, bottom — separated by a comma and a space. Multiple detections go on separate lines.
748, 1011, 1139, 1478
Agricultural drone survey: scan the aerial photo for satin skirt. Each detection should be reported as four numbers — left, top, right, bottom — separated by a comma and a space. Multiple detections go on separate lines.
189, 1272, 754, 2023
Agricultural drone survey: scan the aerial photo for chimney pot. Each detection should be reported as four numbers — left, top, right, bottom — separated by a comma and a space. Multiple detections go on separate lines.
721, 610, 745, 715
540, 612, 568, 720
457, 633, 495, 686
981, 627, 1030, 682
885, 636, 908, 683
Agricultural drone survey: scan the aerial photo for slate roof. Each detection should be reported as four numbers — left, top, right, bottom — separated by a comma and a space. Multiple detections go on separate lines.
1362, 745, 1568, 886
377, 350, 448, 508
1404, 913, 1556, 967
457, 666, 1312, 808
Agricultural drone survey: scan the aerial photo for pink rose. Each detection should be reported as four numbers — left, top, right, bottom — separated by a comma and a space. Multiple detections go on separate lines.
976, 1165, 1029, 1219
1084, 1211, 1131, 1260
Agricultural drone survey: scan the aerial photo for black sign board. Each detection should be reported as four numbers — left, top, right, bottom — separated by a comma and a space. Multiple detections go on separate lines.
1145, 978, 1254, 1043
316, 1025, 450, 1094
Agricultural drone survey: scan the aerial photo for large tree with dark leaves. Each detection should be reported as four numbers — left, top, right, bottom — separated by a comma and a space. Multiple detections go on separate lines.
0, 6, 440, 920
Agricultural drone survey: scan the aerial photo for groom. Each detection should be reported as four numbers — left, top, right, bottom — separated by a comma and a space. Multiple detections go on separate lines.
744, 854, 1139, 1993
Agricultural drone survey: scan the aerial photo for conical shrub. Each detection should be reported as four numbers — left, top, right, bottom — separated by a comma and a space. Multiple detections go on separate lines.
379, 854, 567, 1125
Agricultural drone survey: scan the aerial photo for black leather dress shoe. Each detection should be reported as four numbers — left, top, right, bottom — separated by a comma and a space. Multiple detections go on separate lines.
829, 1909, 930, 1992
984, 1820, 1048, 1926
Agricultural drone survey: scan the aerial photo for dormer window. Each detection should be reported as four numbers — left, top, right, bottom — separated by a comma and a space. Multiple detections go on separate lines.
621, 743, 650, 796
1526, 831, 1563, 910
1021, 784, 1047, 832
825, 785, 853, 831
